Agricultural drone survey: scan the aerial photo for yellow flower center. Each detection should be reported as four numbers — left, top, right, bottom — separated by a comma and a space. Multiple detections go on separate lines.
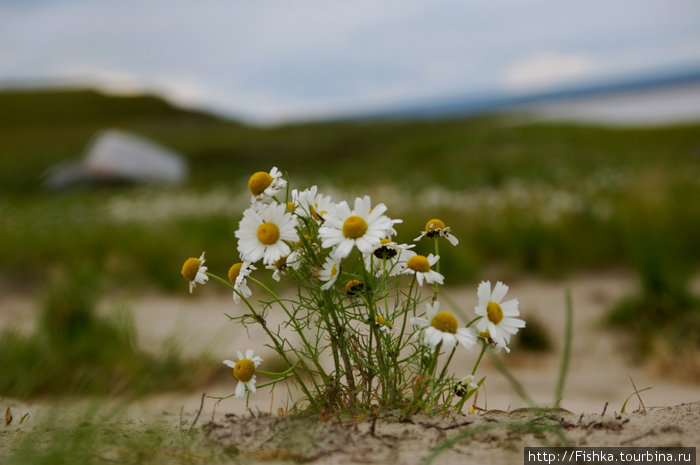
181, 257, 201, 281
257, 222, 280, 245
425, 218, 446, 231
486, 301, 504, 325
407, 255, 430, 273
228, 263, 243, 284
233, 358, 255, 382
286, 202, 295, 213
342, 215, 368, 239
330, 263, 338, 278
248, 171, 273, 196
380, 238, 392, 245
430, 311, 458, 334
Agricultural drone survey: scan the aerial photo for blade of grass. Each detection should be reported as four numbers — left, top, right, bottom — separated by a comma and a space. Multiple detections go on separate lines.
554, 289, 573, 407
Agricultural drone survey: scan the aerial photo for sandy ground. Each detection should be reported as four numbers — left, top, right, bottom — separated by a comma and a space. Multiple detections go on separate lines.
1, 272, 698, 464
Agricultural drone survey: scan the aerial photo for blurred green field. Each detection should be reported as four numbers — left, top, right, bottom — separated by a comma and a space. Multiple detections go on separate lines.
2, 88, 699, 293
1, 87, 699, 399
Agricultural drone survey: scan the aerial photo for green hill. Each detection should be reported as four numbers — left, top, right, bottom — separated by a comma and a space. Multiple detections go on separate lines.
0, 87, 698, 291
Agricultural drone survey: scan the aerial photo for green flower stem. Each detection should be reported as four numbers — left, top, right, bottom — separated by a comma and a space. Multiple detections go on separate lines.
256, 361, 299, 378
395, 276, 416, 352
247, 274, 329, 383
432, 237, 440, 300
471, 342, 488, 376
206, 272, 317, 400
325, 291, 357, 396
437, 346, 456, 384
465, 316, 480, 328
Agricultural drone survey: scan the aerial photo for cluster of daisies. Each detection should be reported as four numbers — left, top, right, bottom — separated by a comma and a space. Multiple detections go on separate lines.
181, 167, 526, 401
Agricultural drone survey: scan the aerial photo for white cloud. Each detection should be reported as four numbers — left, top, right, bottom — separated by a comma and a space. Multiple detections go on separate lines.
503, 52, 595, 92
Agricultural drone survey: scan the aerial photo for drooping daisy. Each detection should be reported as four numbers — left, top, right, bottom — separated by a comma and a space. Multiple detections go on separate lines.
318, 196, 400, 259
319, 255, 341, 290
181, 252, 208, 293
248, 167, 286, 203
414, 218, 459, 246
236, 203, 299, 266
411, 301, 476, 353
474, 281, 525, 351
223, 349, 263, 398
319, 256, 341, 290
404, 253, 444, 286
228, 261, 255, 303
292, 186, 337, 223
364, 239, 415, 277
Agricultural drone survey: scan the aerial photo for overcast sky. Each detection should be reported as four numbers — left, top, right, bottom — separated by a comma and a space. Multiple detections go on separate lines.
1, 0, 699, 123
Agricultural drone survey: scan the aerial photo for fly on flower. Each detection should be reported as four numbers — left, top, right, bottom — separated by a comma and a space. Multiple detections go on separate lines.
415, 218, 459, 246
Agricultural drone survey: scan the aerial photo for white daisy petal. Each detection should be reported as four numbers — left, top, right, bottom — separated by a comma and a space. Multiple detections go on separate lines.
491, 281, 509, 303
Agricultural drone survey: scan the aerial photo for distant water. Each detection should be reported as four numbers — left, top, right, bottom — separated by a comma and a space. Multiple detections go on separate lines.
521, 82, 700, 126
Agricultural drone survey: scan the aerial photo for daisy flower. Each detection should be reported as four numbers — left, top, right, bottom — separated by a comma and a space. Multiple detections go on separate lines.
474, 281, 525, 352
223, 349, 263, 398
364, 239, 415, 277
228, 261, 255, 303
318, 196, 400, 259
414, 218, 459, 246
404, 253, 444, 286
248, 167, 286, 203
319, 255, 341, 290
181, 251, 208, 293
411, 301, 476, 353
292, 186, 336, 222
236, 203, 299, 266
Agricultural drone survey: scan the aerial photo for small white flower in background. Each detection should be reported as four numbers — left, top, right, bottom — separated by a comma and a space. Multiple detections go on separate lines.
223, 349, 263, 398
411, 301, 476, 353
181, 251, 208, 293
248, 167, 286, 204
228, 262, 255, 303
292, 186, 337, 222
414, 218, 459, 246
236, 203, 299, 266
319, 195, 400, 259
363, 239, 415, 277
319, 255, 341, 290
403, 253, 444, 286
474, 281, 525, 352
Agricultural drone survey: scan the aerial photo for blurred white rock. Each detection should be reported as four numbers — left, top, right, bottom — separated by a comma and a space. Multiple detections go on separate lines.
44, 129, 188, 189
